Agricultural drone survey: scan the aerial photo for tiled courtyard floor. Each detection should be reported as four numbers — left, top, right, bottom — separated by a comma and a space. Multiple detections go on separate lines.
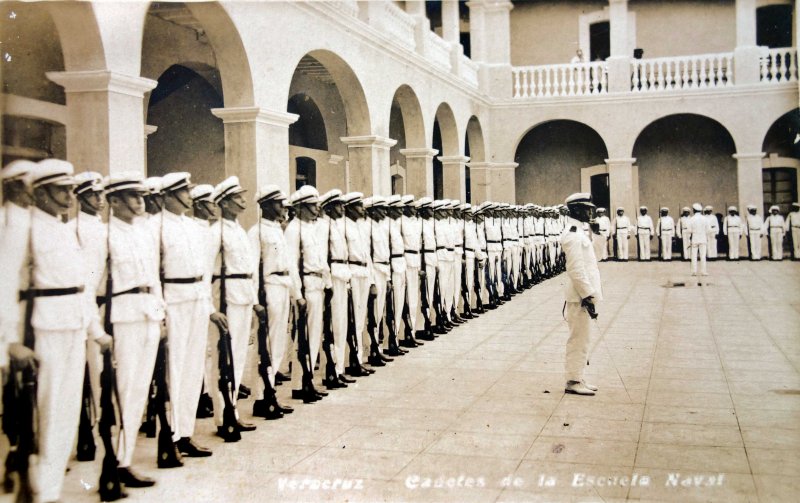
59, 260, 800, 502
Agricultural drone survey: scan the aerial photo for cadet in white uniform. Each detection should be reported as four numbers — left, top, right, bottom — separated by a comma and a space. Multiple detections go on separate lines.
689, 203, 709, 276
636, 206, 654, 261
385, 195, 408, 354
723, 206, 743, 260
612, 207, 632, 261
103, 173, 163, 488
28, 159, 111, 503
463, 205, 480, 315
704, 206, 719, 260
765, 205, 785, 261
449, 200, 465, 320
209, 177, 259, 437
160, 172, 215, 458
593, 208, 610, 261
483, 203, 503, 305
560, 193, 602, 396
677, 207, 692, 260
786, 202, 800, 260
363, 196, 392, 364
416, 197, 441, 333
399, 195, 423, 345
434, 200, 455, 324
656, 207, 675, 261
744, 204, 764, 260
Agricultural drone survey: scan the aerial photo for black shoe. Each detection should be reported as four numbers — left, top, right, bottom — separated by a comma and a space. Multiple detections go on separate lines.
338, 374, 356, 384
311, 387, 328, 397
279, 403, 294, 414
361, 365, 376, 375
176, 438, 212, 457
139, 418, 156, 438
275, 372, 289, 383
157, 443, 184, 469
237, 421, 257, 432
367, 355, 386, 367
252, 399, 285, 420
323, 377, 346, 389
345, 365, 369, 377
239, 385, 251, 397
385, 347, 404, 357
118, 467, 155, 488
291, 389, 319, 403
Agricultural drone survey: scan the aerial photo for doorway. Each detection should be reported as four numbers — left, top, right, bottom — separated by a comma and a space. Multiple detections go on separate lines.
590, 173, 610, 211
296, 157, 316, 190
589, 21, 610, 61
763, 167, 798, 215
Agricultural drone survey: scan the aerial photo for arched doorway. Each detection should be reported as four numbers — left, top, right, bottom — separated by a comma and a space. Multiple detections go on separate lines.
465, 116, 486, 204
432, 103, 459, 200
514, 120, 608, 205
762, 108, 800, 215
389, 85, 426, 196
288, 93, 330, 191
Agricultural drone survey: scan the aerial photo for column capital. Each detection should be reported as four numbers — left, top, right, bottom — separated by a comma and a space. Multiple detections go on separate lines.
211, 107, 299, 127
144, 124, 158, 137
340, 135, 398, 148
733, 152, 765, 161
491, 161, 519, 170
466, 161, 492, 169
605, 157, 637, 165
400, 147, 439, 158
437, 155, 471, 164
46, 70, 157, 97
466, 1, 514, 13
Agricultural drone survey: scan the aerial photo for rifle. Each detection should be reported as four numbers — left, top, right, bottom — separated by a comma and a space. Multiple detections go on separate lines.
365, 287, 383, 365
345, 287, 361, 370
296, 221, 317, 401
2, 360, 37, 503
254, 220, 283, 419
417, 219, 433, 339
216, 222, 241, 442
321, 287, 337, 383
385, 224, 402, 355
76, 361, 96, 461
473, 253, 483, 312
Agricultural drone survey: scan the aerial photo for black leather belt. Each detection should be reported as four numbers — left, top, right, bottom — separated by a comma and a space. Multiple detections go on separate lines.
404, 250, 419, 254
464, 247, 475, 252
269, 271, 289, 276
422, 249, 435, 254
96, 286, 151, 305
391, 254, 405, 259
212, 273, 253, 281
20, 285, 84, 301
487, 240, 501, 243
374, 261, 389, 265
331, 259, 349, 265
303, 271, 322, 278
163, 276, 203, 284
349, 260, 367, 267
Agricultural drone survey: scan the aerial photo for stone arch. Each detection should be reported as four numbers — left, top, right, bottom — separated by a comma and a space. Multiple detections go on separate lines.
633, 113, 737, 221
762, 108, 800, 160
390, 85, 427, 149
288, 94, 328, 151
433, 102, 459, 157
465, 116, 486, 163
514, 120, 608, 205
46, 2, 106, 72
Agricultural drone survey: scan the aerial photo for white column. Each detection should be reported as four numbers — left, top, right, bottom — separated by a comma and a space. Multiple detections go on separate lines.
211, 107, 298, 227
439, 155, 470, 202
734, 0, 761, 85
466, 0, 513, 97
46, 71, 156, 177
606, 157, 638, 216
143, 124, 158, 171
491, 162, 519, 203
442, 0, 464, 74
400, 147, 438, 197
467, 162, 492, 203
341, 135, 397, 196
606, 0, 631, 93
406, 0, 431, 57
734, 152, 765, 215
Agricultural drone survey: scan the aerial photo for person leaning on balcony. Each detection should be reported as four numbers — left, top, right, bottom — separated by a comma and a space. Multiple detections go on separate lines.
785, 202, 800, 260
689, 203, 710, 277
723, 206, 743, 261
765, 205, 785, 261
612, 207, 632, 261
570, 48, 584, 64
744, 204, 764, 260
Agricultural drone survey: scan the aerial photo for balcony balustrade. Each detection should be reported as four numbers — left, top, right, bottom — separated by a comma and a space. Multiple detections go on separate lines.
631, 52, 733, 92
512, 61, 608, 98
760, 47, 798, 83
426, 31, 453, 72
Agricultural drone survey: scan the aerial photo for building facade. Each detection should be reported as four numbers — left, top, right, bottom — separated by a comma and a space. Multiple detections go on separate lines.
2, 0, 797, 231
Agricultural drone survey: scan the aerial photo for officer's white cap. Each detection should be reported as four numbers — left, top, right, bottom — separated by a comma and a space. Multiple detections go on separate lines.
191, 184, 215, 203
255, 184, 286, 204
290, 185, 319, 206
386, 194, 403, 207
703, 205, 713, 211
213, 176, 246, 203
144, 176, 164, 194
162, 172, 192, 193
431, 199, 446, 210
414, 196, 432, 208
460, 203, 471, 211
320, 189, 343, 207
371, 195, 387, 207
341, 192, 363, 206
792, 202, 799, 208
2, 160, 37, 184
362, 197, 376, 209
449, 199, 461, 209
105, 172, 146, 195
692, 203, 703, 211
728, 205, 737, 212
74, 171, 104, 195
33, 159, 75, 187
769, 205, 780, 212
400, 194, 415, 206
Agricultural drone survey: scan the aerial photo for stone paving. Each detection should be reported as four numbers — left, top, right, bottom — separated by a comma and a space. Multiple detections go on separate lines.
58, 260, 800, 502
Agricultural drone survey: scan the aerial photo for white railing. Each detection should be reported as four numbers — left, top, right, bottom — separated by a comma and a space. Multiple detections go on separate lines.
425, 31, 452, 71
760, 47, 798, 83
461, 54, 479, 88
380, 1, 416, 51
512, 61, 608, 98
631, 53, 733, 92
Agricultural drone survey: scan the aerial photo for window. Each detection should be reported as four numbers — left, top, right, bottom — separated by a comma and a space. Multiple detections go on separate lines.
763, 168, 798, 215
295, 157, 316, 190
757, 5, 793, 49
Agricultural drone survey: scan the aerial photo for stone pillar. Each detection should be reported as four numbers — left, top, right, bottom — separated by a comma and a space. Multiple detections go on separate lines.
400, 147, 438, 197
467, 0, 513, 98
734, 0, 761, 85
467, 162, 492, 203
734, 152, 765, 214
606, 0, 631, 93
491, 162, 518, 203
341, 135, 397, 196
46, 71, 157, 177
439, 155, 470, 202
143, 125, 158, 171
211, 107, 298, 226
606, 158, 638, 216
442, 0, 464, 74
406, 0, 430, 57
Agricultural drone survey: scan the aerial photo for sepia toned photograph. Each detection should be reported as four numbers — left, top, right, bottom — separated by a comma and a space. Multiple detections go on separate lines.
1, 0, 798, 501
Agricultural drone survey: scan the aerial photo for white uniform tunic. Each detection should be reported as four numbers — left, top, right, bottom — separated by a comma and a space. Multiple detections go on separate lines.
401, 214, 422, 334
369, 217, 391, 338
677, 215, 692, 259
0, 202, 30, 367
451, 217, 464, 312
388, 216, 406, 339
745, 213, 765, 260
464, 220, 480, 308
594, 215, 611, 261
559, 216, 602, 383
636, 214, 654, 260
420, 217, 438, 324
656, 215, 675, 261
484, 216, 503, 295
434, 217, 455, 319
765, 213, 785, 260
160, 210, 213, 441
723, 214, 743, 260
322, 215, 352, 376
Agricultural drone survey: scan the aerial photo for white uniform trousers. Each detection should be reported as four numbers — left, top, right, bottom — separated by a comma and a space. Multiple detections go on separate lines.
391, 270, 406, 340
291, 289, 323, 389
727, 232, 741, 260
637, 231, 651, 260
464, 257, 475, 309
769, 229, 784, 260
438, 262, 454, 319
349, 276, 370, 365
565, 302, 592, 383
707, 231, 718, 258
616, 231, 630, 260
372, 272, 388, 345
452, 253, 462, 313
210, 304, 252, 426
114, 320, 160, 467
512, 246, 522, 285
35, 329, 86, 503
487, 251, 501, 296
86, 329, 103, 412
258, 283, 290, 391
682, 235, 691, 260
166, 299, 209, 441
793, 228, 800, 258
748, 232, 763, 260
405, 266, 420, 333
324, 277, 348, 376
660, 232, 674, 261
691, 243, 708, 275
